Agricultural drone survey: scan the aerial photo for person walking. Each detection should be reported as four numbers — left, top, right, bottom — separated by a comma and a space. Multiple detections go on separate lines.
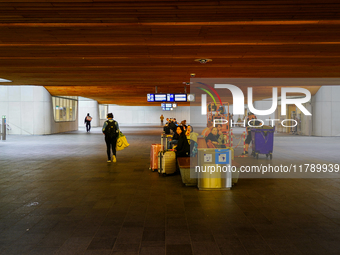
160, 114, 164, 125
84, 113, 92, 132
102, 113, 119, 162
242, 112, 259, 156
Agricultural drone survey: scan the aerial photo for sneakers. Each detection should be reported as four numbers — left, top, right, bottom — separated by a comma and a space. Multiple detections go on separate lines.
107, 159, 111, 163
241, 151, 248, 156
112, 155, 117, 163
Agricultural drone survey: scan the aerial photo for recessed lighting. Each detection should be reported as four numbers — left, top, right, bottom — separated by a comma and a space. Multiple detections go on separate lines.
194, 59, 212, 64
0, 78, 12, 82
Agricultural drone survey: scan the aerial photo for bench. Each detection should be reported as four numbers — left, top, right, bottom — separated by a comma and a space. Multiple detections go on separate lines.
177, 157, 198, 186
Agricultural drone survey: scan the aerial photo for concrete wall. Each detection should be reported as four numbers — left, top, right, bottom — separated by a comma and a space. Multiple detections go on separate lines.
253, 100, 276, 126
78, 97, 99, 127
0, 86, 78, 135
312, 86, 340, 136
2, 85, 339, 136
107, 105, 191, 125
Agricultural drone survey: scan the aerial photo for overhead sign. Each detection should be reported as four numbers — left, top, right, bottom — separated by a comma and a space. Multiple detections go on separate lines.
147, 94, 155, 102
154, 94, 167, 102
174, 94, 187, 102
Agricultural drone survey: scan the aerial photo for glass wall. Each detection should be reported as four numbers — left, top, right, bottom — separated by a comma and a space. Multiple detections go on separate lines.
52, 96, 78, 122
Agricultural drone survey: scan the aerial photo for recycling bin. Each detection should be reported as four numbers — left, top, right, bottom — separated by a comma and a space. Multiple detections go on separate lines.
197, 148, 232, 190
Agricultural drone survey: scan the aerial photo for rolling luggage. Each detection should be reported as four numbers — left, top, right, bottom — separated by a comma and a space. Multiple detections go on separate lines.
150, 144, 163, 171
251, 127, 275, 159
161, 134, 173, 150
158, 150, 176, 175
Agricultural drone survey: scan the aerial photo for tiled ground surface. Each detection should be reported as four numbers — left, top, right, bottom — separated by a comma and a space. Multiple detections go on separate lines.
0, 126, 339, 255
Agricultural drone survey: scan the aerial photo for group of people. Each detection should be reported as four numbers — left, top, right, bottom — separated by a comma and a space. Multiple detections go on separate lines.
162, 118, 198, 158
86, 110, 258, 163
205, 124, 226, 148
204, 111, 259, 154
163, 118, 187, 134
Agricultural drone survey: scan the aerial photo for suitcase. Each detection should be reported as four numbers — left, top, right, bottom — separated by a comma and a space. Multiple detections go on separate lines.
158, 150, 176, 175
150, 144, 163, 171
161, 134, 173, 150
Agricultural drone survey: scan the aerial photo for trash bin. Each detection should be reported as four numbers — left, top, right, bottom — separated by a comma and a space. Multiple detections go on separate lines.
197, 148, 232, 190
251, 126, 275, 159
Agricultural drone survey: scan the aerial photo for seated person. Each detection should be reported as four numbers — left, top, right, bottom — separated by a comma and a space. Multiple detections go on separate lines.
201, 122, 213, 137
168, 119, 177, 133
216, 123, 225, 134
174, 126, 190, 157
205, 126, 226, 148
187, 125, 199, 157
168, 126, 181, 149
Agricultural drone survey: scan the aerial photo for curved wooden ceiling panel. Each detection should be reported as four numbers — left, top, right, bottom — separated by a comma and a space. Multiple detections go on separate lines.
0, 1, 339, 105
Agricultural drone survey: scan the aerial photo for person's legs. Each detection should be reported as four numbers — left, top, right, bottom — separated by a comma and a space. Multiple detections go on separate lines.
242, 133, 252, 155
245, 143, 249, 152
105, 137, 111, 161
88, 122, 91, 131
111, 137, 117, 162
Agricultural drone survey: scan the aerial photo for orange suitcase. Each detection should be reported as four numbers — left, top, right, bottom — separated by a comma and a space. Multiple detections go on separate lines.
150, 144, 162, 171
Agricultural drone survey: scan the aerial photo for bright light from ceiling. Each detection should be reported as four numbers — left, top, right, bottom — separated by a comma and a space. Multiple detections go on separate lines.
0, 78, 12, 82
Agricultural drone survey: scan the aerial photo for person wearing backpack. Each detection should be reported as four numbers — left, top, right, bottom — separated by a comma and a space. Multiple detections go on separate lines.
84, 113, 93, 132
102, 113, 119, 162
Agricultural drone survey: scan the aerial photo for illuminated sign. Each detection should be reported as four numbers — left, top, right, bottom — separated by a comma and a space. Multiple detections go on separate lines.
167, 94, 174, 102
155, 94, 167, 102
174, 94, 187, 102
147, 94, 155, 102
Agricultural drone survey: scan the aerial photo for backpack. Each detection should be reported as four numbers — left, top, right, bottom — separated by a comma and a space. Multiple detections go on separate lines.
86, 116, 92, 121
190, 140, 198, 157
163, 125, 171, 134
105, 120, 118, 137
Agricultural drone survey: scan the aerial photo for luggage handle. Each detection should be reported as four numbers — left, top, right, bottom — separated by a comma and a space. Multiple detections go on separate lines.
158, 151, 163, 172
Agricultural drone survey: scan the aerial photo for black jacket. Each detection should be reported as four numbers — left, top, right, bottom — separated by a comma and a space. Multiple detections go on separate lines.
169, 122, 177, 132
176, 134, 190, 157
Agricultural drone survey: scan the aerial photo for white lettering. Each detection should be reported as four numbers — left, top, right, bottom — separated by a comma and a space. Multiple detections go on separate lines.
281, 88, 312, 115
266, 118, 280, 127
248, 87, 278, 116
281, 119, 298, 127
214, 84, 245, 114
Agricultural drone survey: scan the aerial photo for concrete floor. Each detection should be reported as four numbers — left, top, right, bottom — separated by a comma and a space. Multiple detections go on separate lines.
0, 126, 339, 255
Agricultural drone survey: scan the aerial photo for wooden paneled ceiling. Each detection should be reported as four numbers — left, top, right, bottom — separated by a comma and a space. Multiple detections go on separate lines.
0, 1, 340, 105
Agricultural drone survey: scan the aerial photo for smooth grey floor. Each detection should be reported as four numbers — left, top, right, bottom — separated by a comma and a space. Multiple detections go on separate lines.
0, 126, 339, 255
